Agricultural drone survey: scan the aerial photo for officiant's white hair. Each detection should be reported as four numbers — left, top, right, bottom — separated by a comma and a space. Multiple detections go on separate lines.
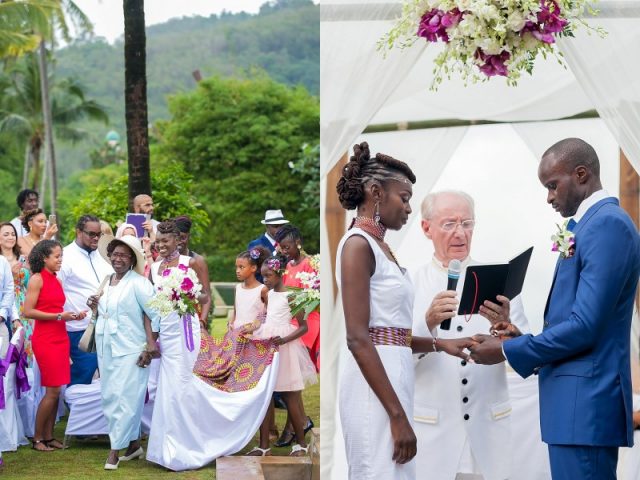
421, 190, 475, 220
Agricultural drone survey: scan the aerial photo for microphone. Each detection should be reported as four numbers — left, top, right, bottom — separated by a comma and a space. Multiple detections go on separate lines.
440, 259, 462, 331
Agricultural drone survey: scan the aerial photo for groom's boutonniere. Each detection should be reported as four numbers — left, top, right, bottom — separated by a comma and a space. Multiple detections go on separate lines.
551, 220, 576, 259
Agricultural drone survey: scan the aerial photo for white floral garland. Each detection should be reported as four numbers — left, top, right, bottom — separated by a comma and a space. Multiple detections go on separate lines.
379, 0, 605, 89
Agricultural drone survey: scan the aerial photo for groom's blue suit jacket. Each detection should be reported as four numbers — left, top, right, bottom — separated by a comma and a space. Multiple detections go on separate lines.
505, 197, 640, 447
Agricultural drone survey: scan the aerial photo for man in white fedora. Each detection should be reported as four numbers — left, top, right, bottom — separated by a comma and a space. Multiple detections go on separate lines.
247, 209, 290, 255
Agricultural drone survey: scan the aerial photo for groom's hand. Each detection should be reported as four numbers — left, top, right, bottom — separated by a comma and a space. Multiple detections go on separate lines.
469, 334, 506, 365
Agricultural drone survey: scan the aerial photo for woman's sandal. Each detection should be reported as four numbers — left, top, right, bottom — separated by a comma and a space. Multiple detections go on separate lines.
44, 438, 68, 450
32, 439, 54, 452
290, 444, 309, 457
246, 446, 271, 456
275, 417, 314, 447
274, 429, 295, 447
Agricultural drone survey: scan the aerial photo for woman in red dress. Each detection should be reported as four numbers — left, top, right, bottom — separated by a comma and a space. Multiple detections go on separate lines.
24, 240, 87, 451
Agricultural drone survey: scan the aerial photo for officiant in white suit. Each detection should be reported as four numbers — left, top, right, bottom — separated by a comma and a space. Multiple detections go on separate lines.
411, 190, 529, 480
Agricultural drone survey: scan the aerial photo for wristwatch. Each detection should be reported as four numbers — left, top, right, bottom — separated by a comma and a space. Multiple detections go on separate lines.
56, 313, 62, 321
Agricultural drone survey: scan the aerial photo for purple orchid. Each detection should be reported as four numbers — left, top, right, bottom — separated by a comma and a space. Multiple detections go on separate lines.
476, 49, 511, 77
417, 8, 462, 43
520, 0, 568, 44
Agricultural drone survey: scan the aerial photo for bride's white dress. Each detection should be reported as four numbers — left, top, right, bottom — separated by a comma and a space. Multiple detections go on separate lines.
145, 256, 279, 471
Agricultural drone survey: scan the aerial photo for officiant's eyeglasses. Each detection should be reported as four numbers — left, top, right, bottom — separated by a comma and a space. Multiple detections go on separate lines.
440, 220, 475, 232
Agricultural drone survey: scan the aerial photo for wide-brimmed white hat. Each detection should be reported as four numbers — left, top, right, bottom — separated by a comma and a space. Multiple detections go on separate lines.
260, 209, 289, 225
98, 234, 146, 275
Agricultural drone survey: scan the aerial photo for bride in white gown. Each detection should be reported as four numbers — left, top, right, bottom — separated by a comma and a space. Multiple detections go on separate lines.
145, 220, 279, 471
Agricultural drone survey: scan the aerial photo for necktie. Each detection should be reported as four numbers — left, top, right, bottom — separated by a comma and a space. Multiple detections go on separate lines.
566, 218, 576, 231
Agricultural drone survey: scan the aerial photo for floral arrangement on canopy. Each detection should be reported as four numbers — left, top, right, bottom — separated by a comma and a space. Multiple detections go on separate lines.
379, 0, 603, 88
288, 254, 320, 318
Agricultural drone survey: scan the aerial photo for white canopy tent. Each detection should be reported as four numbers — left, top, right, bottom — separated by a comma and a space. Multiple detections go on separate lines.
320, 2, 640, 478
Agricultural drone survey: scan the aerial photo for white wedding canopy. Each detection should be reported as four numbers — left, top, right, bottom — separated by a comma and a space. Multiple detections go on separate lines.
320, 2, 640, 478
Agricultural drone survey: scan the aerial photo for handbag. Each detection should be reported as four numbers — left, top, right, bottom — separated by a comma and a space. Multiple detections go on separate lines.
78, 275, 111, 353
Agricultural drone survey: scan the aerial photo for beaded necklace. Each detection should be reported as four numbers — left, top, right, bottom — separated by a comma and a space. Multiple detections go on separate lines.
350, 216, 401, 267
159, 249, 180, 270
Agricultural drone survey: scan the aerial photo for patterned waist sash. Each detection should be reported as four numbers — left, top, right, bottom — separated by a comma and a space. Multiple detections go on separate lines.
369, 327, 412, 348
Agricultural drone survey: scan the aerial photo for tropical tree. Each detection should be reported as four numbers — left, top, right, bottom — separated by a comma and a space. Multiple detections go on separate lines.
123, 0, 151, 208
0, 0, 53, 57
0, 54, 109, 191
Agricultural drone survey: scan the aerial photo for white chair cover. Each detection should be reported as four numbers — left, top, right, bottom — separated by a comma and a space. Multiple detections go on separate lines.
0, 328, 29, 451
63, 380, 108, 436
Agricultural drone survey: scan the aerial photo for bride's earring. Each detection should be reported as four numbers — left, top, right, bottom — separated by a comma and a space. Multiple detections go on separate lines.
374, 202, 381, 225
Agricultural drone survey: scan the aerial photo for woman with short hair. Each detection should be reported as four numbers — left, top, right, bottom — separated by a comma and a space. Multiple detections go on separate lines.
24, 240, 87, 451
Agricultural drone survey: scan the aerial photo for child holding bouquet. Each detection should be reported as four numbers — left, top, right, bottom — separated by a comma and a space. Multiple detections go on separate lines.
248, 254, 317, 457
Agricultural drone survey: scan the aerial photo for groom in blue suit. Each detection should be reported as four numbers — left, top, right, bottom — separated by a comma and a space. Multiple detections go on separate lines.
469, 138, 640, 479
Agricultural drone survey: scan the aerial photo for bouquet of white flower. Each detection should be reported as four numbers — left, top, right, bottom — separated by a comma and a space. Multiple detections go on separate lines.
147, 264, 202, 317
380, 0, 604, 88
288, 254, 320, 318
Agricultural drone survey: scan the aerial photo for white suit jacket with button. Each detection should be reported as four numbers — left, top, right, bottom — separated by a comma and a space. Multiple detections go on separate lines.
411, 256, 530, 480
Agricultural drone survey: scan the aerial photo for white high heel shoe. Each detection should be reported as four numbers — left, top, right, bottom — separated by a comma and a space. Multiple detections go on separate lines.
119, 447, 144, 461
104, 459, 119, 470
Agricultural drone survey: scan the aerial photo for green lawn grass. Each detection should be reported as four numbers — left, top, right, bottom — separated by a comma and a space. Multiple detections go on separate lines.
2, 318, 320, 479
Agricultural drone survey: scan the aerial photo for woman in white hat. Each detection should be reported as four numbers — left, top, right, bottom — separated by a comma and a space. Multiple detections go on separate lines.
87, 234, 160, 470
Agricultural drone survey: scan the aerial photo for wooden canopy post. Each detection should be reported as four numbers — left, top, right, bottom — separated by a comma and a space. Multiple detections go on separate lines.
619, 149, 639, 229
619, 148, 640, 391
327, 153, 348, 299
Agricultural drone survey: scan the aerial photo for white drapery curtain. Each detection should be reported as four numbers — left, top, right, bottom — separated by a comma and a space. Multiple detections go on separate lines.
320, 1, 426, 178
559, 15, 640, 172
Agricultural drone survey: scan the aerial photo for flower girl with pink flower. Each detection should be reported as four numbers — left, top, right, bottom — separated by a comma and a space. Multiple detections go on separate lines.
248, 254, 317, 457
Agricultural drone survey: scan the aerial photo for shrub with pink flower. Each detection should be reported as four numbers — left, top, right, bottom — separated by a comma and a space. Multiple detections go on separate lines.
147, 264, 203, 317
380, 0, 604, 88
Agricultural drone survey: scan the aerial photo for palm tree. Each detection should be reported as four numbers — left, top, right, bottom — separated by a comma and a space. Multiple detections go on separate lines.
0, 54, 109, 190
36, 0, 93, 215
123, 0, 151, 208
0, 0, 53, 57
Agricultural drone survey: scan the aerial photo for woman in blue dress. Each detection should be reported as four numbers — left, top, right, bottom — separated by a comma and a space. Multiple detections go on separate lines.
87, 234, 160, 470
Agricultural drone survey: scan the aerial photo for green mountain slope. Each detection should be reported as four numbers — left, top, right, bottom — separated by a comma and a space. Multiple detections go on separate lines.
52, 0, 318, 174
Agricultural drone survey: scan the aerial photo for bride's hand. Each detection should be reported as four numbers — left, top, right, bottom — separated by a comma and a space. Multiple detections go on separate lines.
389, 414, 417, 464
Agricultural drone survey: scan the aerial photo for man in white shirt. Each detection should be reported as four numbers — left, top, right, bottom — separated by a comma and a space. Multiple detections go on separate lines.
411, 190, 529, 480
10, 189, 40, 237
58, 214, 113, 385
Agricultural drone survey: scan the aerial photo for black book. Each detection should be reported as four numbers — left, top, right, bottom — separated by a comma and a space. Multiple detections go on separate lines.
457, 247, 534, 315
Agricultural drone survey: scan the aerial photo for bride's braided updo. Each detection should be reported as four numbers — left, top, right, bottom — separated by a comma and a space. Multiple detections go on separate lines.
336, 142, 416, 210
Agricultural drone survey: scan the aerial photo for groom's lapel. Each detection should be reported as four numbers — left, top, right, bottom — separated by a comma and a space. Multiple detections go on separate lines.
544, 257, 562, 319
543, 197, 618, 321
